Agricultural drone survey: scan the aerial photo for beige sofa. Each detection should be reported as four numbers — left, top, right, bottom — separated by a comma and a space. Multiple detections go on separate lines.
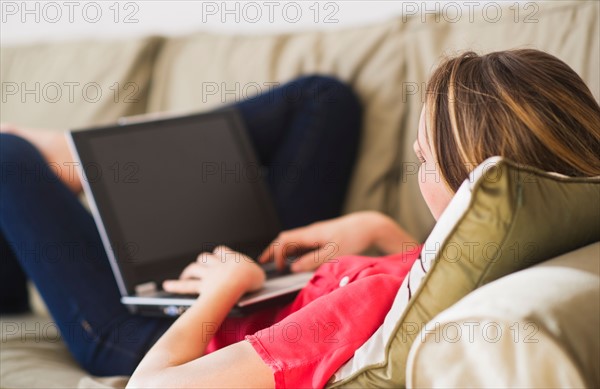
1, 1, 598, 387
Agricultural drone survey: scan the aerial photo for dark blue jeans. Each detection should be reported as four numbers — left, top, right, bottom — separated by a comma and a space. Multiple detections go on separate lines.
0, 76, 362, 376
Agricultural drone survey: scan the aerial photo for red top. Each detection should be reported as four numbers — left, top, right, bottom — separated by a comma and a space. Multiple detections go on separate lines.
205, 246, 422, 388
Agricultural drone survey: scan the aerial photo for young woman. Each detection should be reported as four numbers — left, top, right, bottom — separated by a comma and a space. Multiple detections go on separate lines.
2, 49, 600, 388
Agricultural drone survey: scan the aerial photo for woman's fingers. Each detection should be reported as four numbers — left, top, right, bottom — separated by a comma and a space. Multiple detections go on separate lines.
258, 232, 296, 264
162, 279, 200, 294
290, 245, 339, 272
213, 245, 249, 263
270, 239, 299, 270
196, 251, 215, 264
180, 259, 209, 280
259, 229, 319, 269
180, 264, 200, 280
258, 243, 277, 264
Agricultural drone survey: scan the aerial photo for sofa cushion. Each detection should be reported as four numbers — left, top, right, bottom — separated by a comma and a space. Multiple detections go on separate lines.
326, 157, 600, 388
0, 37, 163, 131
1, 314, 79, 388
407, 242, 600, 388
145, 1, 599, 241
0, 313, 127, 389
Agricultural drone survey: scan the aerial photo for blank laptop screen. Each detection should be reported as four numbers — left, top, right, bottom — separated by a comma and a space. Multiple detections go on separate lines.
72, 111, 280, 291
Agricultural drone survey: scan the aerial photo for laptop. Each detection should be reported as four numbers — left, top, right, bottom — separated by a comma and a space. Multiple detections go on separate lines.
67, 109, 313, 317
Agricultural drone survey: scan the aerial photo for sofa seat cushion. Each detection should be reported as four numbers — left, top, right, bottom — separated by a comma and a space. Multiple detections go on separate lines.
0, 313, 127, 389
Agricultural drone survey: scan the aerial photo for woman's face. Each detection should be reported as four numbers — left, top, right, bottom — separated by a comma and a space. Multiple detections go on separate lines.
413, 106, 454, 220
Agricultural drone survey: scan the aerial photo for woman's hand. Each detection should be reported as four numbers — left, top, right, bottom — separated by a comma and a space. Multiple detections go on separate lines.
163, 246, 265, 296
258, 211, 418, 272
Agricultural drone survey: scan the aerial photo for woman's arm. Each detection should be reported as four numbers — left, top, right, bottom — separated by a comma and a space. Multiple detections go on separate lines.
128, 341, 273, 389
127, 287, 273, 388
127, 246, 274, 388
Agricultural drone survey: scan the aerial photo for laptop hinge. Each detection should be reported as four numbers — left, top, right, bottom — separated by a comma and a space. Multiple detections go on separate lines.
135, 282, 158, 296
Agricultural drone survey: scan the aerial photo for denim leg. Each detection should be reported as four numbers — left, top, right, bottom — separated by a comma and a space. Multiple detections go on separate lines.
234, 75, 362, 229
0, 76, 362, 376
0, 134, 173, 376
0, 233, 30, 313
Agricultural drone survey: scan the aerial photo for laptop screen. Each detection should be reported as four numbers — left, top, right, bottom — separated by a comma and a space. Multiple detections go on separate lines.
70, 110, 281, 293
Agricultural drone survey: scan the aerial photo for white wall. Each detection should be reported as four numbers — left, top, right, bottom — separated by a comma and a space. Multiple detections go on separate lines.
1, 0, 516, 45
1, 1, 412, 45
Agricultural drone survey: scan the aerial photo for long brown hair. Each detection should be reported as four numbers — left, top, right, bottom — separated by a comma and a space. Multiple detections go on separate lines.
425, 49, 600, 192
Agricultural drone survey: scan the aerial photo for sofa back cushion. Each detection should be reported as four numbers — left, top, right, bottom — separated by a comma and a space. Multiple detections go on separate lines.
146, 1, 599, 241
0, 37, 163, 130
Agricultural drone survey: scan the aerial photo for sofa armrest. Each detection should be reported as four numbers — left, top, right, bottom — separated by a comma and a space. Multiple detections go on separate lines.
406, 242, 600, 388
